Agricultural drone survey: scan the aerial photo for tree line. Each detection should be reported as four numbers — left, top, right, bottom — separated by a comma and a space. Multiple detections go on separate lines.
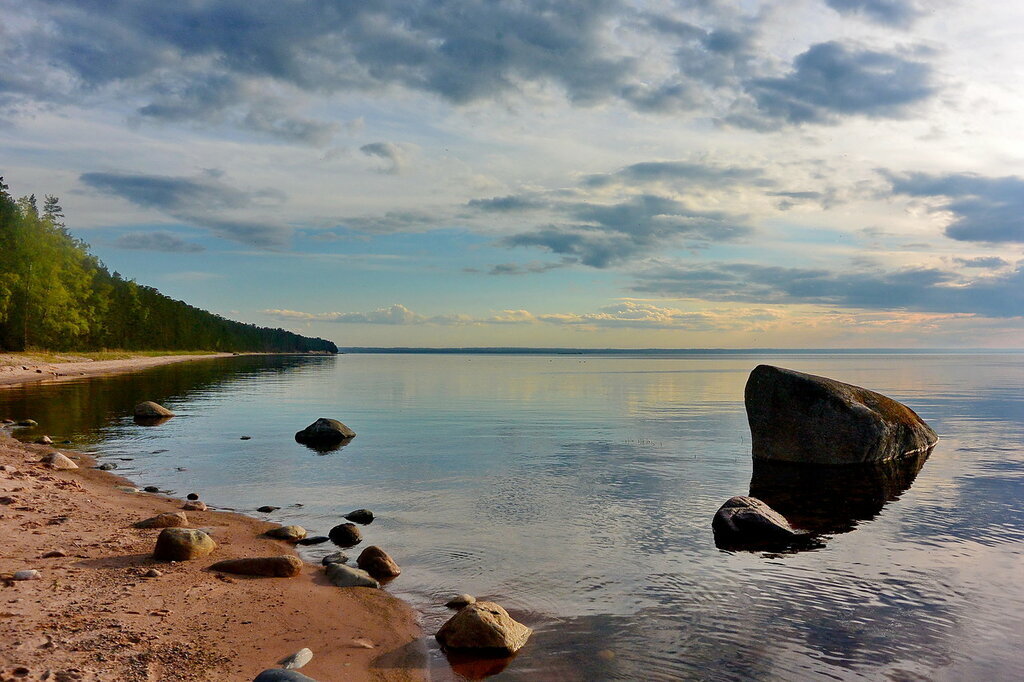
0, 177, 337, 353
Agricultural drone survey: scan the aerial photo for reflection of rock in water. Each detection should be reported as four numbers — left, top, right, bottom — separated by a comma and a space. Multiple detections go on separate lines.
749, 449, 931, 534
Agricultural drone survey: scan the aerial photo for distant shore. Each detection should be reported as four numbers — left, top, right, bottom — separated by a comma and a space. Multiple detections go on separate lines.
0, 363, 426, 681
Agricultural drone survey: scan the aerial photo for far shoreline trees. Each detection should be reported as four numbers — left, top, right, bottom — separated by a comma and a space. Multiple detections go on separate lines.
0, 177, 337, 354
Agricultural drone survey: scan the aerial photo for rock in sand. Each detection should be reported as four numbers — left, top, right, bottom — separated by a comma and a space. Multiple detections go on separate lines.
328, 522, 362, 547
182, 500, 207, 511
294, 418, 355, 447
153, 528, 216, 561
324, 562, 379, 588
135, 512, 189, 529
436, 601, 532, 654
41, 453, 78, 470
745, 365, 938, 465
278, 647, 313, 670
265, 525, 307, 541
356, 546, 401, 578
253, 670, 317, 682
209, 556, 303, 577
13, 570, 41, 581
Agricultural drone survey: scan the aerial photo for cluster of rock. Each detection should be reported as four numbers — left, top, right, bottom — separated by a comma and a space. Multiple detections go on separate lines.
713, 365, 939, 549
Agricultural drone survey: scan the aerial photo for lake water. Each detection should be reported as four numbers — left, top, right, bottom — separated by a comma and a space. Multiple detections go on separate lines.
2, 352, 1022, 680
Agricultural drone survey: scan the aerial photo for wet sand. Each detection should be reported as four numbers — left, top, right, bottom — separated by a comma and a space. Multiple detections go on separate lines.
0, 422, 425, 681
0, 354, 237, 388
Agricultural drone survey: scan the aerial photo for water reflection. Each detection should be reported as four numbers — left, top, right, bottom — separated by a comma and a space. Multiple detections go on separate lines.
749, 450, 932, 535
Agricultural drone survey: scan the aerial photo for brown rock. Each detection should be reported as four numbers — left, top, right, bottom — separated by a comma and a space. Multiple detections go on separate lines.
328, 522, 362, 547
135, 512, 189, 529
745, 365, 938, 465
436, 601, 532, 654
294, 418, 356, 446
182, 500, 207, 511
41, 453, 78, 470
264, 525, 307, 541
445, 594, 476, 609
153, 528, 217, 561
209, 556, 303, 577
134, 401, 175, 418
356, 546, 401, 578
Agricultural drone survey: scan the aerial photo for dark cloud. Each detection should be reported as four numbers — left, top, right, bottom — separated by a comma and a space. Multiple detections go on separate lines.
487, 261, 565, 276
825, 0, 922, 28
887, 172, 1024, 244
954, 256, 1009, 268
631, 261, 1024, 317
582, 161, 768, 189
738, 42, 934, 126
467, 195, 546, 212
360, 142, 407, 174
80, 171, 289, 248
501, 194, 750, 268
113, 230, 205, 253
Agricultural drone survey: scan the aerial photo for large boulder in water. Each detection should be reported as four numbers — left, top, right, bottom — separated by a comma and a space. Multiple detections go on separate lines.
712, 495, 803, 548
134, 401, 175, 418
436, 601, 532, 654
745, 365, 938, 465
294, 418, 355, 447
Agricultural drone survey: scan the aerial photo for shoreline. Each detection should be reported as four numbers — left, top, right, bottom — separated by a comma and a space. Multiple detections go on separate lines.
1, 409, 426, 680
0, 353, 240, 388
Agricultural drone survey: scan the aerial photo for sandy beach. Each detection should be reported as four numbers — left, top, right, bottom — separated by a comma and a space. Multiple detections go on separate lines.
0, 354, 239, 388
0, 359, 426, 682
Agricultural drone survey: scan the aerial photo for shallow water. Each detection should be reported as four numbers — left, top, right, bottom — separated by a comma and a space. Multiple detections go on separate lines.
2, 352, 1022, 680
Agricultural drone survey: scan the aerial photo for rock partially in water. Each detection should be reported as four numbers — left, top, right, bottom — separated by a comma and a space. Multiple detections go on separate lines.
321, 552, 347, 566
134, 401, 175, 418
344, 509, 374, 524
745, 365, 938, 465
94, 462, 117, 471
257, 505, 279, 513
209, 556, 303, 577
712, 496, 804, 549
278, 647, 313, 670
328, 522, 362, 547
295, 536, 330, 546
324, 562, 379, 588
35, 435, 52, 445
253, 670, 318, 682
265, 525, 307, 541
436, 601, 532, 654
41, 453, 78, 470
135, 512, 189, 529
294, 418, 355, 448
143, 486, 160, 493
445, 594, 477, 610
16, 419, 38, 427
356, 546, 401, 578
153, 528, 216, 561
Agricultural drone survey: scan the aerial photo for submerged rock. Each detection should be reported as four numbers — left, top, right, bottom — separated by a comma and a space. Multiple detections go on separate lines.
435, 601, 532, 654
712, 496, 802, 548
745, 365, 938, 465
324, 562, 379, 588
356, 546, 401, 578
153, 528, 216, 561
95, 462, 117, 471
135, 512, 189, 529
328, 523, 362, 547
294, 418, 355, 447
257, 505, 280, 513
209, 556, 303, 577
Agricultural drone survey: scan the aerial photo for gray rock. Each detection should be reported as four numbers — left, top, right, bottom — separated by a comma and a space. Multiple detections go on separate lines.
35, 435, 53, 445
153, 528, 217, 561
294, 418, 355, 447
95, 462, 118, 471
253, 670, 317, 682
135, 512, 189, 529
41, 453, 78, 470
321, 552, 348, 566
324, 562, 379, 588
209, 556, 303, 577
712, 496, 802, 547
445, 594, 476, 609
278, 647, 313, 670
344, 509, 374, 524
356, 546, 401, 579
134, 401, 175, 418
328, 523, 362, 547
13, 569, 41, 581
265, 525, 307, 541
436, 601, 532, 654
745, 365, 939, 465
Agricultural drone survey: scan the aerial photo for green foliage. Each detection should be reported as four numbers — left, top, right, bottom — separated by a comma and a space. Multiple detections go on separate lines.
0, 177, 337, 354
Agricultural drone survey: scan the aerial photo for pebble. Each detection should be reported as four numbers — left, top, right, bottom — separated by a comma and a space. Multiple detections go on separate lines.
40, 551, 66, 558
278, 647, 313, 670
144, 568, 163, 578
13, 569, 41, 580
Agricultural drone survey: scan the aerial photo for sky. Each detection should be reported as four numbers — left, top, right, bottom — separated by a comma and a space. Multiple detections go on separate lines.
2, 0, 1023, 348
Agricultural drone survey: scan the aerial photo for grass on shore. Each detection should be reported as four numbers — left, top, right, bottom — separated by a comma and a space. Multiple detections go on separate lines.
0, 350, 222, 366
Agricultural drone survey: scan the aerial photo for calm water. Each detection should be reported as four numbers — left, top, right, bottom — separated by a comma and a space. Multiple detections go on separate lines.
2, 352, 1023, 680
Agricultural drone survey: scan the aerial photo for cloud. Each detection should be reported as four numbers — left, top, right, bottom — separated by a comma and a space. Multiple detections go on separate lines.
736, 42, 934, 127
630, 261, 1024, 317
824, 0, 922, 28
113, 230, 205, 253
500, 194, 751, 267
887, 172, 1024, 244
954, 256, 1009, 268
80, 171, 290, 248
581, 161, 768, 189
360, 142, 409, 175
487, 261, 565, 275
